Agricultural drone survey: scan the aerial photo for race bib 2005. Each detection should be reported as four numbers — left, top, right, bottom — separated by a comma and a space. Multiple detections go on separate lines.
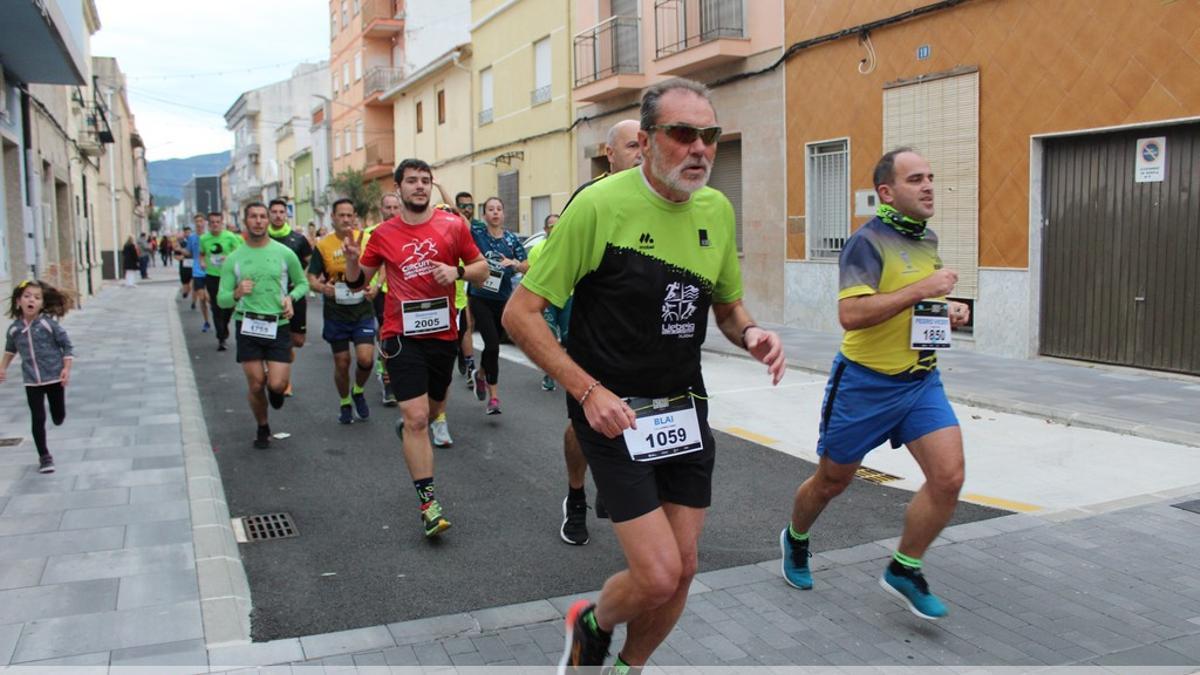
402, 297, 450, 336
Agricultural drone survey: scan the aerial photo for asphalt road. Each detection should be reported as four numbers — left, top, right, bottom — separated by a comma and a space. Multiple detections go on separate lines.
180, 295, 1005, 640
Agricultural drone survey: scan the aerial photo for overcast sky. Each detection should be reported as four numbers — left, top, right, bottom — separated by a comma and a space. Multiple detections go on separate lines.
91, 0, 329, 162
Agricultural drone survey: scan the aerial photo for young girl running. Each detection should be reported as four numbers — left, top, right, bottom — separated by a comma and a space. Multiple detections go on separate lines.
0, 280, 74, 473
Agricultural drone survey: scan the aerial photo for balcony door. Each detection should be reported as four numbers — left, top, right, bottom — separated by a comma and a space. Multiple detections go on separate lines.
610, 0, 639, 74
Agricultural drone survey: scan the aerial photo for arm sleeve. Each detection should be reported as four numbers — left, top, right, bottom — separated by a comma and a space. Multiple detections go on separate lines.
519, 195, 600, 308
307, 247, 326, 277
286, 250, 310, 301
838, 231, 883, 300
52, 321, 74, 359
216, 258, 238, 309
712, 198, 744, 304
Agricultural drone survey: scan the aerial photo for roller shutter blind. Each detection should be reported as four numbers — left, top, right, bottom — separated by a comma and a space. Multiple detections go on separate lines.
883, 69, 979, 298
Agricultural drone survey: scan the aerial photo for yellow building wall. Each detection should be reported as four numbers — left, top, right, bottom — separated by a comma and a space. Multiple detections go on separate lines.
785, 0, 1200, 268
470, 0, 575, 234
392, 54, 475, 200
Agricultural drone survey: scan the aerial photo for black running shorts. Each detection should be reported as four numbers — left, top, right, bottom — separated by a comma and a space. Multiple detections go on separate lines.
179, 265, 193, 285
381, 335, 456, 403
571, 397, 716, 523
234, 321, 293, 363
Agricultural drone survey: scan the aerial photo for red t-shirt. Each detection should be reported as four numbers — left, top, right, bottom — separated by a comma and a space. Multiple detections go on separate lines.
360, 209, 481, 341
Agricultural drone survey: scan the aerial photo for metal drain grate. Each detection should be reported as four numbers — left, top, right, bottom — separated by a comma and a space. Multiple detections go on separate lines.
855, 466, 902, 484
0, 437, 23, 447
1172, 500, 1200, 515
232, 513, 298, 542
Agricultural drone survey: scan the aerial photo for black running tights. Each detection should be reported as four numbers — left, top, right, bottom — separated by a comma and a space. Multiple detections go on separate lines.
468, 296, 506, 386
26, 383, 66, 457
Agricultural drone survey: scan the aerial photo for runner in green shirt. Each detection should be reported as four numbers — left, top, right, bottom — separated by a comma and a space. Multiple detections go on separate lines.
199, 214, 242, 351
217, 202, 309, 449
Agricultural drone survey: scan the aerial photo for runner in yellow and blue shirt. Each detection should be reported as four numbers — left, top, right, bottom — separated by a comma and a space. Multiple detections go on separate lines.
781, 148, 971, 622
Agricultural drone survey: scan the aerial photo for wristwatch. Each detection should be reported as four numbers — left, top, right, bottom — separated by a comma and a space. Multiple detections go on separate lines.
456, 265, 465, 280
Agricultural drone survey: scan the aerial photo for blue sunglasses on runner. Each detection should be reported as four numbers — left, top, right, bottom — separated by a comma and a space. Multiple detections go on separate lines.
648, 123, 722, 146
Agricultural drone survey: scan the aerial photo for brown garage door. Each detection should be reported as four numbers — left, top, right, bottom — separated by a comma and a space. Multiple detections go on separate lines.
1041, 122, 1199, 374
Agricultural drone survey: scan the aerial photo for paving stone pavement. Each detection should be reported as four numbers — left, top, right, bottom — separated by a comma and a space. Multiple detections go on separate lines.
3, 270, 1200, 672
704, 319, 1200, 449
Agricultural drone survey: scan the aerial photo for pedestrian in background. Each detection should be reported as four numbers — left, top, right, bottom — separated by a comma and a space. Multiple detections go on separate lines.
137, 234, 151, 278
0, 280, 74, 474
122, 235, 140, 287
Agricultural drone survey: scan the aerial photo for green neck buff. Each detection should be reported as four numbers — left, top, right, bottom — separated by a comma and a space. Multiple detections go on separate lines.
268, 222, 292, 238
876, 203, 927, 240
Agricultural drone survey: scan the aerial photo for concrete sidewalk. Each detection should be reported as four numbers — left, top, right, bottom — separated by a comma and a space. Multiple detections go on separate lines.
1, 270, 1199, 672
704, 319, 1200, 448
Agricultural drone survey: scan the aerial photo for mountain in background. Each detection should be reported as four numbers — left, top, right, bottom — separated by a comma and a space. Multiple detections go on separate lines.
148, 150, 230, 203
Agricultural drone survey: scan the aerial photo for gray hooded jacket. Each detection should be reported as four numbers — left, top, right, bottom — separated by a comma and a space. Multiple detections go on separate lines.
5, 316, 74, 386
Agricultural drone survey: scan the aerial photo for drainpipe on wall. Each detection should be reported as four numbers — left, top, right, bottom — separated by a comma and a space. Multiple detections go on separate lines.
105, 87, 118, 281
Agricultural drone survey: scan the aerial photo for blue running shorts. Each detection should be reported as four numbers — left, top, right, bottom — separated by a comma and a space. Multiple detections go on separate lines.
817, 353, 959, 465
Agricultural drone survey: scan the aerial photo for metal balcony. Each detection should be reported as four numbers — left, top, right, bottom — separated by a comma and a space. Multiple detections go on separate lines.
362, 0, 404, 38
574, 16, 642, 88
654, 0, 750, 75
364, 66, 405, 99
531, 85, 551, 106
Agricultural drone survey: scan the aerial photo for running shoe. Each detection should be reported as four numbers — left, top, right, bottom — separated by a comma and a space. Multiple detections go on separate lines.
421, 499, 451, 537
431, 419, 452, 447
352, 392, 370, 420
217, 340, 227, 352
880, 565, 948, 619
456, 349, 467, 375
201, 321, 210, 333
542, 375, 556, 391
560, 496, 589, 546
284, 382, 294, 397
594, 493, 609, 520
267, 389, 286, 410
394, 417, 404, 440
381, 380, 397, 407
190, 301, 195, 310
558, 600, 610, 673
486, 397, 501, 415
38, 454, 55, 474
338, 404, 353, 425
254, 425, 271, 449
779, 528, 813, 590
470, 366, 486, 399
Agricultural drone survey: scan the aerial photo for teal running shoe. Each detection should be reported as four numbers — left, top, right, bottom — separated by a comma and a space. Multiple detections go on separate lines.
779, 528, 812, 590
880, 565, 948, 619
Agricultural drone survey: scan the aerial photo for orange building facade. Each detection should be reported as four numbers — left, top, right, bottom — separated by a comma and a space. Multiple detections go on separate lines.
328, 0, 406, 189
784, 0, 1200, 373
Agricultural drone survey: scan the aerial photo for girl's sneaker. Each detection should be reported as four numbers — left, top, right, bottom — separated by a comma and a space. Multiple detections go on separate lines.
38, 454, 55, 473
486, 397, 501, 415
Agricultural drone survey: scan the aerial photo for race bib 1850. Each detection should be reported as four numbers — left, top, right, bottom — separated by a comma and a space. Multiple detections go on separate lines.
911, 301, 951, 350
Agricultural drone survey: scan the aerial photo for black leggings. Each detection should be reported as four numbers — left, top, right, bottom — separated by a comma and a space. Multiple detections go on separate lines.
468, 296, 507, 386
26, 383, 66, 457
205, 276, 232, 342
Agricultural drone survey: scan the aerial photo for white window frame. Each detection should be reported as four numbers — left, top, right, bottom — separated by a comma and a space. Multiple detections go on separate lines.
343, 128, 351, 155
352, 0, 359, 14
804, 137, 850, 261
342, 63, 351, 91
354, 51, 362, 81
332, 72, 339, 97
341, 0, 348, 27
479, 67, 494, 124
533, 37, 552, 105
334, 132, 342, 158
355, 119, 364, 149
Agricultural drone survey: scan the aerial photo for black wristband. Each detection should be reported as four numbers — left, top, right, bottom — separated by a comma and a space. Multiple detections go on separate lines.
456, 265, 465, 280
740, 323, 759, 349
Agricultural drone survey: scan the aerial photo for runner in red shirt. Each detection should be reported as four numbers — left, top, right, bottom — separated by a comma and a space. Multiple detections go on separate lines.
343, 158, 487, 538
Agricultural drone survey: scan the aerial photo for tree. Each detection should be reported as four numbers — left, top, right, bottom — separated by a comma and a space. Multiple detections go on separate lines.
325, 168, 383, 223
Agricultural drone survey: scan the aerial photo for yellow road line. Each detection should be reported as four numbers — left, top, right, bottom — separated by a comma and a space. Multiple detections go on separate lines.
722, 426, 780, 446
962, 493, 1042, 513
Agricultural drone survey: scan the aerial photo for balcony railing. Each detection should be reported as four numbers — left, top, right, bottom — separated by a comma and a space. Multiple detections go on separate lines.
574, 15, 641, 88
478, 108, 493, 126
531, 85, 551, 106
362, 0, 404, 33
365, 140, 394, 168
364, 66, 405, 96
654, 0, 744, 59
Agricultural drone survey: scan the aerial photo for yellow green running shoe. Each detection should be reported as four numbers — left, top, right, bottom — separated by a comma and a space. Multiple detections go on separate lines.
421, 499, 451, 537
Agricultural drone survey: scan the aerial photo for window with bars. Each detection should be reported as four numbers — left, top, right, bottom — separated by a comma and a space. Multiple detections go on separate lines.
806, 139, 850, 260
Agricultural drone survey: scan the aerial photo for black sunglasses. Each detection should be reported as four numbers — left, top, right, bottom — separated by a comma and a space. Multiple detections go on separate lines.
457, 202, 474, 209
649, 123, 722, 146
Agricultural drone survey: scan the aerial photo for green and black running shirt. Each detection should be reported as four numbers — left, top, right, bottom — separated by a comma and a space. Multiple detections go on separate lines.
521, 167, 742, 416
